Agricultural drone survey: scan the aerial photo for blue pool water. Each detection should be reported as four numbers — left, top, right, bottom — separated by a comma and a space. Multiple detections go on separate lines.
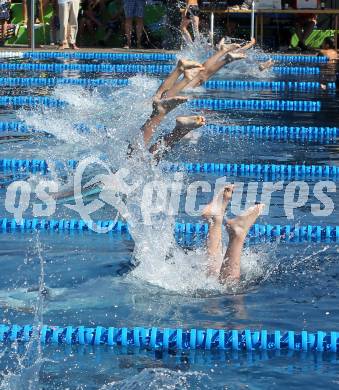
0, 47, 338, 389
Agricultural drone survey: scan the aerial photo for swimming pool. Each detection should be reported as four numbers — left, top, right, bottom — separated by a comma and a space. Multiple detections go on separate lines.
0, 48, 338, 389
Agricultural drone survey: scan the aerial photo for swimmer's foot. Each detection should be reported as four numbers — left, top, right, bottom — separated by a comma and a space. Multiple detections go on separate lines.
225, 204, 265, 240
175, 115, 206, 130
224, 51, 247, 62
259, 59, 274, 71
202, 185, 234, 223
177, 58, 204, 72
153, 96, 188, 115
216, 37, 225, 51
184, 67, 205, 81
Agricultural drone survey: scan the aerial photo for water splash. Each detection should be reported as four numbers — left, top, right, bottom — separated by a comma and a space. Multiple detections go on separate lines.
100, 367, 211, 390
0, 234, 48, 390
10, 44, 280, 296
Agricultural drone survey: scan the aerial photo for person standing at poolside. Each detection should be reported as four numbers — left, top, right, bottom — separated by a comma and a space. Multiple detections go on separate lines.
180, 0, 200, 44
58, 0, 80, 49
123, 0, 145, 49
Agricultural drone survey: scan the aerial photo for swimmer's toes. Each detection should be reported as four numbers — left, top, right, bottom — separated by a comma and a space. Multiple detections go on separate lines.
178, 58, 204, 71
225, 204, 265, 238
176, 115, 205, 129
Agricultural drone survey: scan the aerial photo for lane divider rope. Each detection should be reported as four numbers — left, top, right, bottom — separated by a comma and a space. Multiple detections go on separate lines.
206, 124, 338, 140
0, 77, 333, 91
203, 80, 335, 91
0, 96, 321, 112
8, 50, 328, 63
0, 62, 320, 75
0, 325, 338, 351
0, 121, 337, 142
22, 51, 175, 61
0, 77, 129, 87
164, 161, 338, 178
257, 54, 328, 63
0, 218, 338, 242
0, 159, 337, 179
0, 121, 339, 141
188, 99, 321, 112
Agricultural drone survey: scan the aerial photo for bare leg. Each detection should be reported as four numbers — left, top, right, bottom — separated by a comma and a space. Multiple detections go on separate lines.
155, 59, 204, 100
136, 17, 143, 48
165, 67, 205, 98
187, 51, 247, 88
202, 185, 234, 276
124, 17, 133, 48
219, 204, 265, 283
141, 96, 189, 145
181, 16, 193, 44
259, 59, 275, 71
149, 115, 205, 158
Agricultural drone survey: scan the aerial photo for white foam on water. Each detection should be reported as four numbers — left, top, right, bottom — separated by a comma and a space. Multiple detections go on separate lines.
100, 367, 211, 390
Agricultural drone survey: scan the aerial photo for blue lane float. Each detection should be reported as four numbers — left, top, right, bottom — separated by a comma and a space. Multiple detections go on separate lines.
0, 96, 65, 107
189, 99, 321, 112
0, 77, 334, 91
206, 124, 338, 141
22, 51, 176, 61
0, 62, 319, 76
12, 50, 328, 64
0, 77, 333, 92
0, 218, 338, 243
0, 77, 129, 88
1, 158, 338, 179
0, 325, 338, 351
273, 66, 320, 75
203, 80, 335, 91
257, 54, 328, 63
0, 121, 337, 142
0, 62, 174, 74
165, 161, 339, 178
0, 96, 320, 112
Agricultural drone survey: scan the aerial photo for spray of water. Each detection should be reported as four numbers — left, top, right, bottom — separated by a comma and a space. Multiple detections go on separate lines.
0, 234, 50, 390
11, 43, 279, 296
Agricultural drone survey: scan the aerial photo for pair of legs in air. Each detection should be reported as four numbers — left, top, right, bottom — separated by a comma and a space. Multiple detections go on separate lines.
202, 185, 264, 282
136, 39, 264, 282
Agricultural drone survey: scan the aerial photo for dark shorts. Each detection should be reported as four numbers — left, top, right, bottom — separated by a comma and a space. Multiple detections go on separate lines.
185, 5, 200, 19
123, 0, 145, 18
0, 1, 10, 21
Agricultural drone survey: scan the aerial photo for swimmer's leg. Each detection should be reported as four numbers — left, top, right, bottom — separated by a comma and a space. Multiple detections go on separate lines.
202, 185, 234, 276
186, 38, 255, 88
155, 59, 204, 100
149, 115, 205, 159
188, 50, 247, 88
219, 204, 265, 283
141, 96, 189, 145
259, 59, 275, 71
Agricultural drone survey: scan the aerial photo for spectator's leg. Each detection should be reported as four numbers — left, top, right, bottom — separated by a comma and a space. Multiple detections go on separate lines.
23, 0, 28, 25
58, 2, 69, 49
295, 21, 304, 48
68, 0, 80, 49
0, 21, 4, 42
301, 20, 315, 45
136, 17, 143, 49
135, 0, 145, 49
124, 17, 132, 48
26, 0, 32, 46
180, 15, 193, 44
